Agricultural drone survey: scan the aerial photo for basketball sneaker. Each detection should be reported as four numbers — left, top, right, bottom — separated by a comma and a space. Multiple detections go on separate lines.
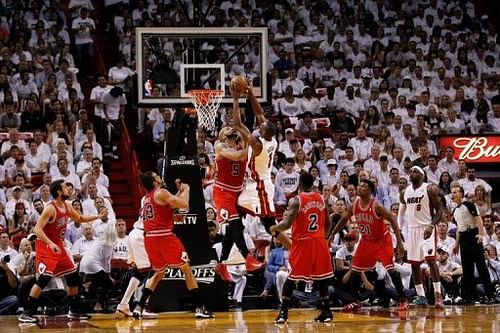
115, 303, 132, 317
434, 293, 445, 309
342, 301, 361, 312
398, 298, 409, 311
275, 308, 288, 324
18, 311, 38, 323
195, 306, 215, 319
132, 305, 143, 319
314, 309, 333, 322
67, 310, 91, 320
245, 254, 263, 271
216, 263, 233, 282
411, 296, 429, 307
142, 310, 159, 319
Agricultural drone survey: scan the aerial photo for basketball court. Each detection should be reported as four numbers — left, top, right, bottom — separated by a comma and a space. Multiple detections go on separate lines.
9, 306, 500, 332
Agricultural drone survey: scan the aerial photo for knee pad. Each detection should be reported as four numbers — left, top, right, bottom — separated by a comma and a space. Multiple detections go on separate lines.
36, 274, 52, 290
65, 271, 80, 287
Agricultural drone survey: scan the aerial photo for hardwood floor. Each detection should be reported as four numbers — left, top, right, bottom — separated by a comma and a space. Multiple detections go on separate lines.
9, 306, 500, 332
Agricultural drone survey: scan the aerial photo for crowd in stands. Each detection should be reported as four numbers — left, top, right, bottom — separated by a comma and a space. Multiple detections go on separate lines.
0, 0, 130, 314
1, 0, 500, 316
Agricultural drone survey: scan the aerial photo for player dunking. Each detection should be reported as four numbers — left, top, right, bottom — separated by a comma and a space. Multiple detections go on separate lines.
270, 172, 333, 323
214, 126, 263, 273
132, 172, 214, 319
231, 82, 291, 249
399, 166, 445, 308
331, 179, 408, 311
19, 180, 105, 323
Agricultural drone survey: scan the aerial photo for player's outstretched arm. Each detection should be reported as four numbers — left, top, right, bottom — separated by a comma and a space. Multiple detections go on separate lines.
270, 197, 299, 234
246, 86, 266, 125
329, 204, 354, 238
68, 204, 104, 223
398, 192, 407, 231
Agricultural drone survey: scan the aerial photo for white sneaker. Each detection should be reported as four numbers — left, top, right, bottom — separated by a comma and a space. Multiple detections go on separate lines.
115, 304, 131, 317
453, 296, 463, 305
142, 310, 158, 319
443, 295, 452, 305
222, 252, 245, 265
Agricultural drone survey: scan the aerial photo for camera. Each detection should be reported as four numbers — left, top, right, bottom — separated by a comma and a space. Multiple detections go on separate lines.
2, 255, 10, 263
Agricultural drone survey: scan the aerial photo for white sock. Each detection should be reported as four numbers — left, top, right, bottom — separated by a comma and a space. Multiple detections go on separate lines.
120, 277, 141, 306
415, 284, 425, 297
433, 282, 442, 295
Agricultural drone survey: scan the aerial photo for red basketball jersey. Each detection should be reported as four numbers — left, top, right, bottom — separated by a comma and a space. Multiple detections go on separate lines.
292, 192, 326, 241
353, 197, 388, 241
215, 156, 246, 192
142, 190, 174, 232
44, 201, 69, 245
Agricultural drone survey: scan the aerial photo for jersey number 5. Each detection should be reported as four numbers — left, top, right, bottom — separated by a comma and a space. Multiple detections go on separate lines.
307, 213, 319, 232
231, 164, 240, 176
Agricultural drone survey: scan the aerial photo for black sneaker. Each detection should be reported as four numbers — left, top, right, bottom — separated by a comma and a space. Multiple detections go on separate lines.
18, 311, 38, 323
275, 308, 288, 324
132, 305, 143, 319
67, 310, 91, 320
314, 309, 333, 322
195, 306, 215, 319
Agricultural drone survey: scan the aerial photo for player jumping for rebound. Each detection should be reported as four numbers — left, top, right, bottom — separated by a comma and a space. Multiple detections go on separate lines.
231, 80, 291, 250
331, 179, 408, 311
214, 126, 263, 277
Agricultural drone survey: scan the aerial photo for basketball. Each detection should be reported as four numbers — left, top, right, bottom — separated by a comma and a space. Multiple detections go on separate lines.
231, 75, 249, 95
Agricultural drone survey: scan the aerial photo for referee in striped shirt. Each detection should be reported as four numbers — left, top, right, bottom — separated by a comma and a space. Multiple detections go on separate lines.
451, 184, 495, 304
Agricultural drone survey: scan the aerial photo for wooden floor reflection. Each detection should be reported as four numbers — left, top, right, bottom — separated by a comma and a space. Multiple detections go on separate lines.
8, 306, 500, 333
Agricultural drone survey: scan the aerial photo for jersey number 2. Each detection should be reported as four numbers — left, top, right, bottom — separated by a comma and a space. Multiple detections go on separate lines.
307, 213, 319, 232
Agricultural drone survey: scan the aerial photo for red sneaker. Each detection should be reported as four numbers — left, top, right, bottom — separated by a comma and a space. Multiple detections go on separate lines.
245, 254, 263, 271
435, 293, 445, 309
216, 263, 233, 282
342, 301, 361, 312
398, 298, 409, 311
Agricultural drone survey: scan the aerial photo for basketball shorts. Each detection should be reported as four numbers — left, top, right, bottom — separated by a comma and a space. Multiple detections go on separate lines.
144, 232, 189, 271
407, 225, 437, 264
35, 240, 76, 278
127, 228, 150, 270
213, 187, 240, 223
238, 178, 275, 216
352, 233, 395, 271
288, 238, 333, 281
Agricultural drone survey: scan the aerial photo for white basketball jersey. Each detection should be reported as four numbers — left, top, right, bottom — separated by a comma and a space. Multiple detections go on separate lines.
404, 182, 432, 228
247, 137, 277, 180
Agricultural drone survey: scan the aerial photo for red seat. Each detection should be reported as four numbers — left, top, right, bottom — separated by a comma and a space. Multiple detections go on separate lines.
317, 127, 332, 138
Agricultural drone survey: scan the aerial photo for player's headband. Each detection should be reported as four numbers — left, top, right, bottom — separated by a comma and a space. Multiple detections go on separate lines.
410, 166, 425, 176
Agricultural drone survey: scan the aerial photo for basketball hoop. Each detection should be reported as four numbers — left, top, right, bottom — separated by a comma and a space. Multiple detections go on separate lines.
188, 89, 223, 130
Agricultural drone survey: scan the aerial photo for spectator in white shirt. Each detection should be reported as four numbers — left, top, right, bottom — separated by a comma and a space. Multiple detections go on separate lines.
71, 223, 95, 263
458, 167, 493, 199
348, 127, 373, 162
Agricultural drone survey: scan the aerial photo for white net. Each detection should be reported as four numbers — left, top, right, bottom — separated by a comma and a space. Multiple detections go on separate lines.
188, 90, 223, 130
